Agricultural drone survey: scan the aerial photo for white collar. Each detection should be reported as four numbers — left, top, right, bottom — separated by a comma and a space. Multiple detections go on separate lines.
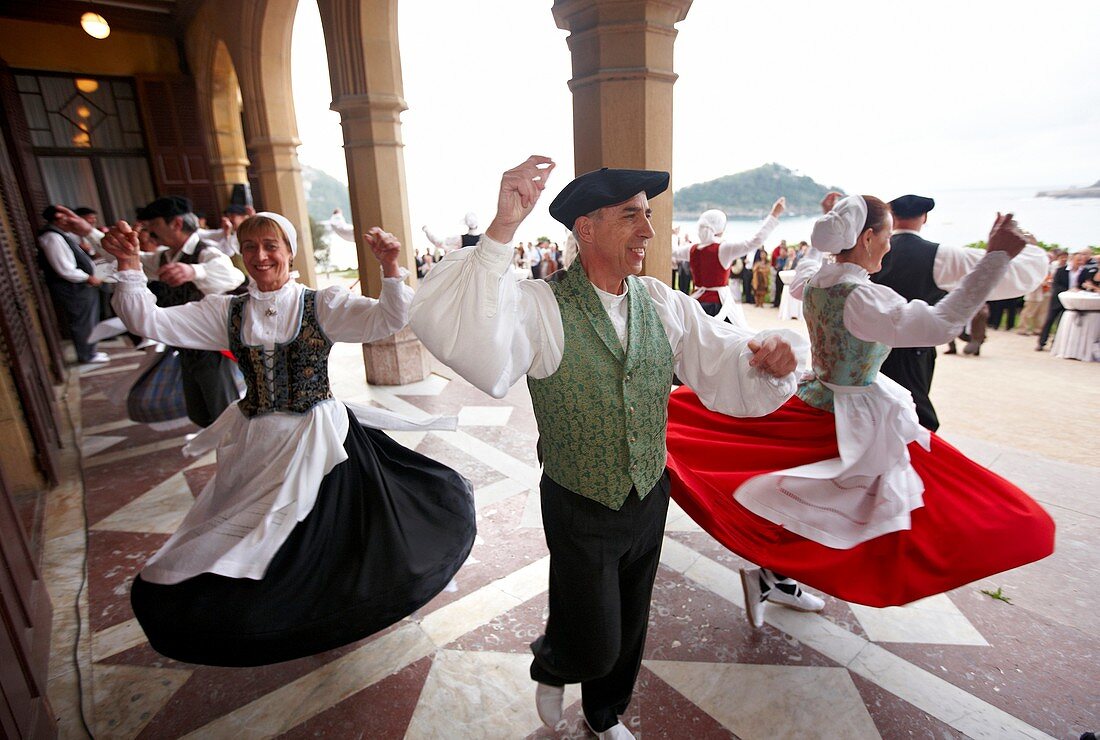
180, 231, 202, 256
892, 228, 922, 236
247, 278, 299, 302
810, 261, 870, 289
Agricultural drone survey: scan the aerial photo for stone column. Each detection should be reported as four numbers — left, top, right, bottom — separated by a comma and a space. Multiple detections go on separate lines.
246, 135, 318, 287
317, 0, 430, 385
552, 0, 692, 284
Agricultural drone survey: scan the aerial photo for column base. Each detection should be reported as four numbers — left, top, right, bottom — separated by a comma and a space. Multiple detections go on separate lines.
362, 326, 431, 385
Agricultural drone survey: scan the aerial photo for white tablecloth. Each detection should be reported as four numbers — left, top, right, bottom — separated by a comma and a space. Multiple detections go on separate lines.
777, 269, 802, 321
1052, 298, 1100, 362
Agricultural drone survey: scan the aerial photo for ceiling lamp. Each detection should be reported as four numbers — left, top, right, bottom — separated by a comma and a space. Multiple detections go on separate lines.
75, 78, 99, 93
80, 12, 111, 39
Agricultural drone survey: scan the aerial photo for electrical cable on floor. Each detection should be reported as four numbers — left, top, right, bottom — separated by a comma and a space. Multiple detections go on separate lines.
60, 375, 98, 739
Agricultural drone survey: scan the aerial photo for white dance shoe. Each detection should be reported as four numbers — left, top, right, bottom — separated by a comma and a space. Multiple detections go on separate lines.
535, 682, 564, 728
740, 566, 825, 628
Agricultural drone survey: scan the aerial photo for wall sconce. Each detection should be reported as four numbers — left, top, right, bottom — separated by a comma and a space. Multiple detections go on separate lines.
80, 12, 111, 39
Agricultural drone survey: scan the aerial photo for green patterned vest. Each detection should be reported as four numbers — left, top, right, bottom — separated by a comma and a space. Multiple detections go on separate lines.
228, 289, 335, 417
527, 263, 674, 510
797, 282, 890, 412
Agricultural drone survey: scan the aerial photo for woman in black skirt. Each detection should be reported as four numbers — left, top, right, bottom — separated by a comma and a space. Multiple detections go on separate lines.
102, 212, 475, 667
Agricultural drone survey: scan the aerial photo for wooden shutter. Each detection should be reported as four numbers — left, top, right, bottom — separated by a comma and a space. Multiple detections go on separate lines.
135, 75, 220, 218
0, 464, 56, 740
0, 60, 65, 381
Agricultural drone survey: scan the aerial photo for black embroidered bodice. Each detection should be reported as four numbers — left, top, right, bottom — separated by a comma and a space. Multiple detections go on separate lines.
228, 289, 334, 417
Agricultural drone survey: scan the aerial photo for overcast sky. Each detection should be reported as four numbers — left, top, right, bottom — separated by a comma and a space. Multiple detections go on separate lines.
291, 0, 1100, 243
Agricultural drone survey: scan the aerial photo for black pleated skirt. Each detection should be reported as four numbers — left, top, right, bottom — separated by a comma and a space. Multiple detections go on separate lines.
130, 408, 476, 666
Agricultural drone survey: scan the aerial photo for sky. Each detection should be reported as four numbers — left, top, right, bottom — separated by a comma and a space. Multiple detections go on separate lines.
290, 0, 1100, 246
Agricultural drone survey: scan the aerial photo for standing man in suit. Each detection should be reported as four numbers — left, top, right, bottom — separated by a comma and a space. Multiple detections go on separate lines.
131, 196, 246, 427
37, 205, 109, 364
1037, 246, 1092, 351
873, 194, 1046, 431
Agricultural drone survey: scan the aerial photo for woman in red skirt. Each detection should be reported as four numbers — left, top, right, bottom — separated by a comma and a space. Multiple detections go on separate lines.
666, 195, 1054, 626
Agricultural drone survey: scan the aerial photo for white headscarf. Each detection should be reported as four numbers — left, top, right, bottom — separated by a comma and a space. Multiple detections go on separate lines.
463, 212, 479, 231
810, 195, 867, 254
256, 211, 298, 257
697, 209, 727, 245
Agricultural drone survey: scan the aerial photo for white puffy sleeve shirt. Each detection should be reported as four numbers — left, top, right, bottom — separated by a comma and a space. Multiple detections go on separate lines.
410, 235, 799, 418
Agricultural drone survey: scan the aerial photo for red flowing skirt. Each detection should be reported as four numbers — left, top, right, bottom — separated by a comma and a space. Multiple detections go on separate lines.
665, 386, 1055, 607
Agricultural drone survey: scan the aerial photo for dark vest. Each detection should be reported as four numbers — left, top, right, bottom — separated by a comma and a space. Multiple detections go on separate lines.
228, 289, 335, 417
37, 225, 95, 290
460, 233, 481, 248
153, 239, 214, 308
688, 243, 728, 303
873, 233, 947, 305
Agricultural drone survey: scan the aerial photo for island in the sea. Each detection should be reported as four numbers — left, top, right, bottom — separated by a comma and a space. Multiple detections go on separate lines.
673, 163, 844, 219
1036, 180, 1100, 199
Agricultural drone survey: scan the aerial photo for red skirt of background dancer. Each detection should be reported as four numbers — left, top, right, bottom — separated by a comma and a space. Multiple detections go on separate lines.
665, 386, 1055, 607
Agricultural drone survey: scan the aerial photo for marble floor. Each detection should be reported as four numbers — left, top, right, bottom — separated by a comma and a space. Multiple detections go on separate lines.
42, 315, 1098, 739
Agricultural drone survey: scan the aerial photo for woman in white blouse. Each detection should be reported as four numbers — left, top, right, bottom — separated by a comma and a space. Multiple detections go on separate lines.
666, 196, 1055, 625
101, 213, 475, 666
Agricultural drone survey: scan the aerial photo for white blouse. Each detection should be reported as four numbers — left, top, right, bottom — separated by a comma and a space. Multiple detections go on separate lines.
409, 234, 802, 419
111, 271, 421, 584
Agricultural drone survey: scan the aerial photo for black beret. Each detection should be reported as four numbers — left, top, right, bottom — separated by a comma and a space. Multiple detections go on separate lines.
549, 167, 670, 230
889, 194, 935, 219
141, 195, 193, 221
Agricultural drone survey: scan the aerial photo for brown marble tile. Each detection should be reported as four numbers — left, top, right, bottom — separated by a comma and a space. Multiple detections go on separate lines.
630, 664, 739, 739
183, 464, 217, 497
276, 655, 433, 740
87, 530, 168, 632
880, 587, 1099, 740
645, 566, 839, 668
134, 641, 365, 739
84, 454, 191, 526
414, 434, 507, 491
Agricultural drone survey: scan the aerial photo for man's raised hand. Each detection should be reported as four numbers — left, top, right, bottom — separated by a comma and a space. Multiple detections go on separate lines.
486, 155, 555, 244
101, 221, 143, 271
364, 227, 402, 278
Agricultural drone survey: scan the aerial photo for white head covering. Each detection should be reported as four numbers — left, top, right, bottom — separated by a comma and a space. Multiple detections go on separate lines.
697, 209, 727, 245
810, 195, 867, 254
562, 232, 579, 269
463, 212, 479, 231
256, 211, 298, 257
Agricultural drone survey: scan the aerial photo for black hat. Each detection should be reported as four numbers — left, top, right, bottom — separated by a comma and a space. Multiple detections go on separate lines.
140, 195, 193, 221
549, 167, 670, 230
889, 194, 935, 219
225, 203, 250, 216
74, 206, 97, 217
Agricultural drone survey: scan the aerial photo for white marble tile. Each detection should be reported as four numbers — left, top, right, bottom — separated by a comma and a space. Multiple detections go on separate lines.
84, 418, 139, 436
92, 663, 192, 739
407, 650, 582, 739
457, 405, 514, 427
93, 618, 149, 662
849, 594, 989, 646
420, 558, 549, 647
519, 488, 543, 529
664, 498, 704, 532
659, 535, 702, 575
645, 661, 880, 739
183, 624, 436, 739
433, 430, 542, 490
474, 477, 530, 511
81, 434, 127, 458
80, 362, 141, 378
383, 429, 427, 450
90, 471, 193, 534
388, 372, 450, 396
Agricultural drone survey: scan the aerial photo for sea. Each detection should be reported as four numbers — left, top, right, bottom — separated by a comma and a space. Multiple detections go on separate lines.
673, 186, 1100, 252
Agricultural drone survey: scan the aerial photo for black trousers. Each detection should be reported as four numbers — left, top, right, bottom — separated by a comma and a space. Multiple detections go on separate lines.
879, 347, 939, 432
1037, 297, 1065, 349
52, 283, 100, 362
676, 263, 693, 295
179, 348, 239, 428
530, 472, 670, 732
772, 269, 784, 307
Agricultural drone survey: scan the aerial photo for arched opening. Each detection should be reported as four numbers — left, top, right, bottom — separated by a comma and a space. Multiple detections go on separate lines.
209, 39, 249, 204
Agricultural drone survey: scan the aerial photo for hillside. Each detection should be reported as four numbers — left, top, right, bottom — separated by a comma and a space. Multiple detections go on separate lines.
302, 165, 352, 221
673, 163, 843, 218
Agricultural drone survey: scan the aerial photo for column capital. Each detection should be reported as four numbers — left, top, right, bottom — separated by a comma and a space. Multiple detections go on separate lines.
553, 0, 692, 33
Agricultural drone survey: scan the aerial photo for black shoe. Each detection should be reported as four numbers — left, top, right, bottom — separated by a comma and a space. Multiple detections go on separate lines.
1035, 345, 1045, 351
